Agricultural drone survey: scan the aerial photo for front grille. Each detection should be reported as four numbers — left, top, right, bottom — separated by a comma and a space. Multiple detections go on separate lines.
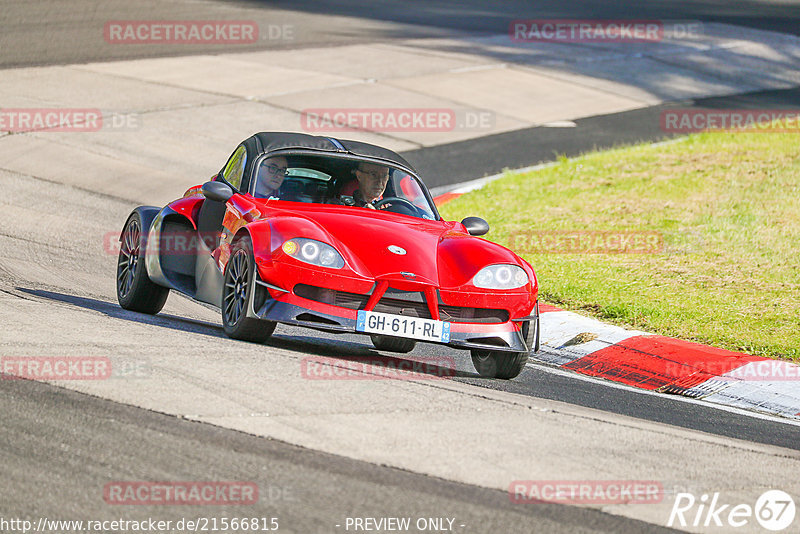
293, 284, 509, 324
374, 297, 432, 318
440, 305, 509, 324
294, 284, 368, 309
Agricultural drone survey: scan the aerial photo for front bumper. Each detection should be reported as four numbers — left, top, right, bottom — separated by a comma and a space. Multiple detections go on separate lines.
251, 276, 537, 353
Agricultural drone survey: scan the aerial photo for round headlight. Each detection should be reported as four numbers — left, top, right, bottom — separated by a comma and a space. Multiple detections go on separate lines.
301, 241, 319, 261
495, 266, 512, 285
282, 240, 297, 255
281, 238, 345, 269
472, 264, 528, 289
474, 269, 493, 286
319, 249, 337, 266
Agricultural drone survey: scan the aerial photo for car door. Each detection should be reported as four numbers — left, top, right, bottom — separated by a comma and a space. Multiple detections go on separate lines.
195, 145, 251, 306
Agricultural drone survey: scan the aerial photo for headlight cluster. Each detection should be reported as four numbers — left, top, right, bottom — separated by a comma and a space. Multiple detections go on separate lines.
282, 238, 345, 269
472, 264, 528, 289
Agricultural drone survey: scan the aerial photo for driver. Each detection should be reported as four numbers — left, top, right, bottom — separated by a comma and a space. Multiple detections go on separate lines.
254, 156, 288, 199
346, 162, 390, 209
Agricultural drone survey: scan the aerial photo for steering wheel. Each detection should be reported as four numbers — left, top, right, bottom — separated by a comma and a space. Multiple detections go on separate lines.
373, 196, 420, 215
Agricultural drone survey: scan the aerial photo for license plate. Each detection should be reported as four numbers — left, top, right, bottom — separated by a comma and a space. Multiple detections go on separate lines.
356, 310, 451, 343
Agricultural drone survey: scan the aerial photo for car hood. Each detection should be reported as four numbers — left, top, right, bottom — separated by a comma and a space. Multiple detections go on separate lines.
259, 203, 523, 288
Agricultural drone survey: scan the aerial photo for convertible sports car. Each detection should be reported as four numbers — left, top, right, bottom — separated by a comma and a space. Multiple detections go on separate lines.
116, 132, 539, 379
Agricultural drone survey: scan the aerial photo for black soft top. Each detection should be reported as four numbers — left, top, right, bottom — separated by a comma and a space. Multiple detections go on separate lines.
250, 132, 416, 174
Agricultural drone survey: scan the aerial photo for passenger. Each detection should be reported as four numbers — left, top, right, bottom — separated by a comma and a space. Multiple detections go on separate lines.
254, 156, 288, 199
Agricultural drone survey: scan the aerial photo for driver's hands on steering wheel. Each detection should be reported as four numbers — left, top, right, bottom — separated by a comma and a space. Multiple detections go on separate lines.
372, 196, 421, 216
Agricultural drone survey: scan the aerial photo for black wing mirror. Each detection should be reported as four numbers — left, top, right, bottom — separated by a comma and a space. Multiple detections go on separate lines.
461, 216, 489, 236
202, 181, 234, 203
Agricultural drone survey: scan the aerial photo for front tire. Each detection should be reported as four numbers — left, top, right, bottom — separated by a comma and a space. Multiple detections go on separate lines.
222, 236, 276, 343
471, 313, 537, 379
116, 212, 169, 314
471, 350, 529, 379
370, 334, 416, 353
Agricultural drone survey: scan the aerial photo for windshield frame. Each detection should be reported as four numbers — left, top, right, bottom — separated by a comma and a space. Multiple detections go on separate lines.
247, 149, 442, 221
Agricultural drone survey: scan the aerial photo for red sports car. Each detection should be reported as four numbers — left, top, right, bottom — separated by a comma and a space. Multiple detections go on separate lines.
116, 132, 539, 379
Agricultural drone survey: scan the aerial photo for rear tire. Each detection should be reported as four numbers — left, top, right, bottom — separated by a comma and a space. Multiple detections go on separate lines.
222, 236, 276, 343
471, 314, 536, 379
116, 212, 169, 314
370, 334, 416, 353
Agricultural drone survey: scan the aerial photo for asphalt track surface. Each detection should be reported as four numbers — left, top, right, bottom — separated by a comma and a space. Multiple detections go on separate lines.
3, 0, 800, 69
2, 1, 800, 532
2, 378, 675, 534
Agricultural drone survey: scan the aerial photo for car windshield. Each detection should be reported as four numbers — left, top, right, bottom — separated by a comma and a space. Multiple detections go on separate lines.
250, 153, 438, 220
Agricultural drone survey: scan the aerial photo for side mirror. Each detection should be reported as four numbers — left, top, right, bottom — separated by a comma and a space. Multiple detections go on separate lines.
461, 216, 489, 236
202, 181, 234, 203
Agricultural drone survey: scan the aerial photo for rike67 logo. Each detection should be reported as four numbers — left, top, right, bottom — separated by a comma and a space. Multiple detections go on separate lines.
668, 490, 796, 531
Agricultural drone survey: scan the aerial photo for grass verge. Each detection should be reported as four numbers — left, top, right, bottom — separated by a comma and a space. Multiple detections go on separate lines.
438, 132, 800, 361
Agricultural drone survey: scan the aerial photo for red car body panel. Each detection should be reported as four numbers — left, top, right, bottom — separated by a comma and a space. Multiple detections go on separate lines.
165, 191, 538, 321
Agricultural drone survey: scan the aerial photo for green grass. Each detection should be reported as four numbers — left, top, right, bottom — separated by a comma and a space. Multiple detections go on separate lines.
439, 132, 800, 361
